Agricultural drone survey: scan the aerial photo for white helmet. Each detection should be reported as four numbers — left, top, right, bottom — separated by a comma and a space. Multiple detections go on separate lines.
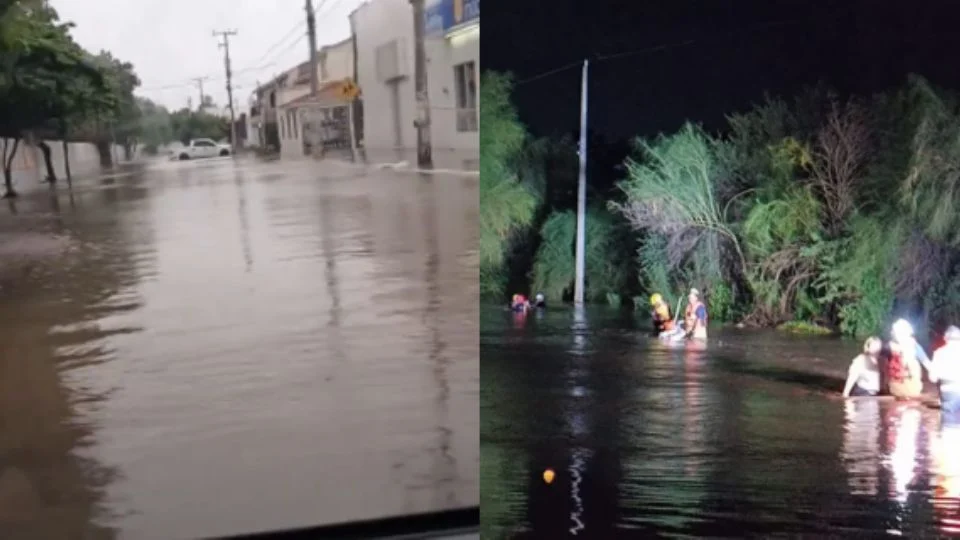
535, 293, 545, 302
892, 318, 914, 340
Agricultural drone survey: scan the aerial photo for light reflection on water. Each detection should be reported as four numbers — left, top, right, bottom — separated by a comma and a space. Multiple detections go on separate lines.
480, 306, 960, 537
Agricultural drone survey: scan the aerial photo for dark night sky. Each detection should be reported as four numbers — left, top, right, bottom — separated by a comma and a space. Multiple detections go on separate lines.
483, 0, 960, 141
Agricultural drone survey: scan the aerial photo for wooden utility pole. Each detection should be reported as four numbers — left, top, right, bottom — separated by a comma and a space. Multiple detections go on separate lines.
410, 0, 432, 168
213, 29, 239, 153
192, 76, 209, 111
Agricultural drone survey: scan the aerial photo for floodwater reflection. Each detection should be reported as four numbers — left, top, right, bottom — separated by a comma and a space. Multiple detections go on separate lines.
480, 306, 960, 537
0, 159, 478, 539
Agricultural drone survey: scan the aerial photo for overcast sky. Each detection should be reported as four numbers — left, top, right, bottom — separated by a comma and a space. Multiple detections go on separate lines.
50, 0, 363, 112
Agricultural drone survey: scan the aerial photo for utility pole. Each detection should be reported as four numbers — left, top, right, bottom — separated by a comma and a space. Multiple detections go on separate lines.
574, 59, 589, 306
213, 29, 239, 153
192, 76, 209, 111
410, 0, 432, 168
305, 0, 319, 155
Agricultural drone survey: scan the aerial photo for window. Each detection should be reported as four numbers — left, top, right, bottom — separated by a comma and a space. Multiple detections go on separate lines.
194, 140, 216, 147
453, 61, 477, 132
269, 91, 276, 108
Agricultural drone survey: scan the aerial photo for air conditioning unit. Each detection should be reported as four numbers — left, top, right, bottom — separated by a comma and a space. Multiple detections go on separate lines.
375, 38, 409, 82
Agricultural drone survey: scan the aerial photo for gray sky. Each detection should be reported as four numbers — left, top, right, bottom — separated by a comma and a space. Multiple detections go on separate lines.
50, 0, 362, 113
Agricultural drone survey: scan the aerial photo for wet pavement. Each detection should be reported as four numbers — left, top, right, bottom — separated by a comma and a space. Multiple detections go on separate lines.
0, 157, 479, 539
480, 306, 960, 538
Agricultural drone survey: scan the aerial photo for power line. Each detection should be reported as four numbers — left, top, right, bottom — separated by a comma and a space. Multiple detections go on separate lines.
515, 18, 805, 86
247, 20, 307, 69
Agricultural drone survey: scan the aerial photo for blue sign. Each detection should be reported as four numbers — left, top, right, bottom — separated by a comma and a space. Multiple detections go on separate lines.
425, 0, 479, 36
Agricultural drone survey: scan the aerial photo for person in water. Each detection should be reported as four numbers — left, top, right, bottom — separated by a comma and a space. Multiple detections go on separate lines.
887, 318, 930, 399
510, 294, 530, 312
532, 293, 546, 309
842, 337, 882, 397
684, 288, 708, 340
929, 325, 960, 415
650, 293, 674, 333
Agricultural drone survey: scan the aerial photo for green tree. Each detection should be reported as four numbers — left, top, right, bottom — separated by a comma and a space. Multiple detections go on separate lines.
0, 0, 108, 196
479, 72, 539, 297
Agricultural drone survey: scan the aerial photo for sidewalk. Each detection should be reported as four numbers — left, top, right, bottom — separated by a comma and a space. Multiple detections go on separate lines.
322, 147, 479, 176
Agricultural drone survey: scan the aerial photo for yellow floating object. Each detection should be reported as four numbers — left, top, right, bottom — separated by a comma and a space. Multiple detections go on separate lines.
543, 469, 555, 484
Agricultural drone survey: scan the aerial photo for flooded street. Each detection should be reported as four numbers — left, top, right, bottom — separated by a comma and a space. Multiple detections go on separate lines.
0, 158, 478, 539
480, 306, 960, 538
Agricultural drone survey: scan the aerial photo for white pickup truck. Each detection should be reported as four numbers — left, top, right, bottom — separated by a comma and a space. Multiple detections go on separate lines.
172, 138, 232, 160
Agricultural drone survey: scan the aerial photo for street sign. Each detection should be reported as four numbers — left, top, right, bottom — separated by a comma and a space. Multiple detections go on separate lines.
340, 79, 360, 101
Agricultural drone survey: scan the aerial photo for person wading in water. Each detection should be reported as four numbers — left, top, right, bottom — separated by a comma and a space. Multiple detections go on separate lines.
684, 288, 708, 340
887, 319, 930, 400
930, 325, 960, 416
842, 337, 882, 397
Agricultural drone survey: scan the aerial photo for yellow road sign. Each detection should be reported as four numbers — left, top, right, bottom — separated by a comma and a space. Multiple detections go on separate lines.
340, 79, 360, 100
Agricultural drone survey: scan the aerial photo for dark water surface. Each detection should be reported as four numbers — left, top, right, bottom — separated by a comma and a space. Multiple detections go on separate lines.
0, 158, 478, 539
480, 306, 960, 538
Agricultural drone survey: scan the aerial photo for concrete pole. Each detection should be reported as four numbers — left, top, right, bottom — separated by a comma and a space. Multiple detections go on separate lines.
574, 59, 589, 306
214, 30, 239, 154
306, 0, 320, 156
410, 0, 433, 168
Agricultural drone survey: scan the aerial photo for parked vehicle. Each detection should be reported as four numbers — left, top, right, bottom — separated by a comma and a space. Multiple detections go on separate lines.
171, 139, 232, 160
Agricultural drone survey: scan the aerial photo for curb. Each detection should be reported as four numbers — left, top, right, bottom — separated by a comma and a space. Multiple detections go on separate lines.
327, 158, 479, 178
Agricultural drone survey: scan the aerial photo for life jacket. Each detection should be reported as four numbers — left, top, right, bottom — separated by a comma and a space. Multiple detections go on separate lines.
888, 350, 906, 383
653, 302, 674, 330
888, 342, 917, 383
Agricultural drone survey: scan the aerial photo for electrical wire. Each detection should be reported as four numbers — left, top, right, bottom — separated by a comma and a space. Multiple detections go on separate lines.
514, 18, 805, 86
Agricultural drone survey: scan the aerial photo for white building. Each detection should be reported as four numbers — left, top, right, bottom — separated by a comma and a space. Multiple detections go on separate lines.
351, 0, 478, 156
247, 37, 356, 158
277, 37, 356, 159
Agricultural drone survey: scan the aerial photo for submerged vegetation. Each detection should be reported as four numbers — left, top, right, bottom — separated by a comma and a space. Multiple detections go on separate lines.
481, 71, 960, 336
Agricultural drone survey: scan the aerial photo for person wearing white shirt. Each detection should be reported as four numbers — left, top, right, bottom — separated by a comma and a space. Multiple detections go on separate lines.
929, 325, 960, 415
843, 337, 882, 397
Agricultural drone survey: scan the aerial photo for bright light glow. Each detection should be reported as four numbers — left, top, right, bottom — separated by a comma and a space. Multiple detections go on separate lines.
893, 319, 914, 341
448, 23, 479, 49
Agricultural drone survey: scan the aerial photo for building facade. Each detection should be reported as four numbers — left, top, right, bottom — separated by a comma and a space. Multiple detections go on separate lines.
248, 37, 357, 157
351, 0, 479, 156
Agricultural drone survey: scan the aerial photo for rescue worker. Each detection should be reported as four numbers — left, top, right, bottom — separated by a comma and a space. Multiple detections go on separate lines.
533, 293, 547, 309
684, 288, 708, 340
929, 325, 960, 415
887, 319, 930, 399
510, 294, 530, 313
650, 294, 674, 333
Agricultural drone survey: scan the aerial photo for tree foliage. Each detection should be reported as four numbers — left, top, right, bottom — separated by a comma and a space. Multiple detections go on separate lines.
482, 69, 960, 336
479, 72, 538, 297
0, 0, 141, 195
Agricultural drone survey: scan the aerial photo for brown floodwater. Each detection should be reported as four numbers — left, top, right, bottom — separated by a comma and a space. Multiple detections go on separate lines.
0, 157, 479, 539
480, 306, 960, 538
